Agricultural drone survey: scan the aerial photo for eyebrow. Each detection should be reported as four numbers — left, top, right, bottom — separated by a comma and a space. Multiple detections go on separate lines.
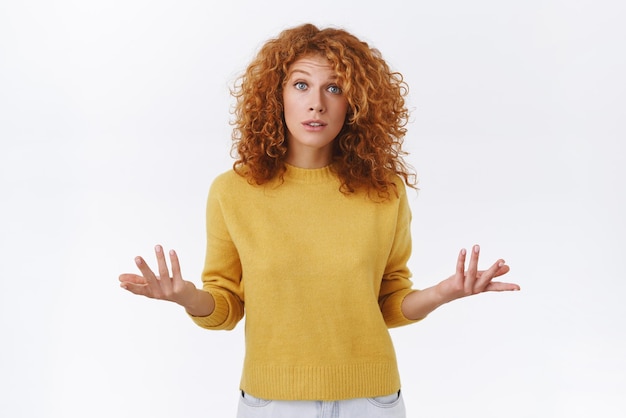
289, 69, 311, 76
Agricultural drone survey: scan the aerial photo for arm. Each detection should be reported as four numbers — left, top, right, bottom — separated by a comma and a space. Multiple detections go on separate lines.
401, 244, 520, 321
119, 245, 215, 317
378, 182, 419, 327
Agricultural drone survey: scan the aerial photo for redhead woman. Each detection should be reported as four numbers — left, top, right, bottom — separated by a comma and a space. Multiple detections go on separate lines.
119, 23, 520, 418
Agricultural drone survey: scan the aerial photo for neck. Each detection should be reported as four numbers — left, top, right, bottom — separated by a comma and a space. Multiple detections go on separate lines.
285, 148, 332, 169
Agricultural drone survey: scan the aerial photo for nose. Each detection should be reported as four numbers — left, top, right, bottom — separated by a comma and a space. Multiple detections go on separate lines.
308, 90, 325, 113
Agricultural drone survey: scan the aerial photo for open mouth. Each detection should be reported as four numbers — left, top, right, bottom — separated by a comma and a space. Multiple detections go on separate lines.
303, 120, 326, 128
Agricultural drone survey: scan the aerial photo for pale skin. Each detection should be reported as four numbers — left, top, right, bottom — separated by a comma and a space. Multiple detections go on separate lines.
119, 246, 215, 317
119, 55, 520, 316
119, 243, 519, 320
282, 55, 349, 168
400, 245, 519, 320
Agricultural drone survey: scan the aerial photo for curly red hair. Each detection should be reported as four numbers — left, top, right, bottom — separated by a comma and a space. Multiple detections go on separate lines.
231, 23, 417, 198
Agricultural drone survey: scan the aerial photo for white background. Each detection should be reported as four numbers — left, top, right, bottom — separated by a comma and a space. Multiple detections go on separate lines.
1, 1, 624, 417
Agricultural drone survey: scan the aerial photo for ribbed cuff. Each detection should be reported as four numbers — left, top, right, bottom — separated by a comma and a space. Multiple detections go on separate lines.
382, 289, 422, 328
188, 292, 230, 328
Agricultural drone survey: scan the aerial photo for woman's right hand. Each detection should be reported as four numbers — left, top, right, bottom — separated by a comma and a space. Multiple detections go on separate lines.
119, 244, 195, 305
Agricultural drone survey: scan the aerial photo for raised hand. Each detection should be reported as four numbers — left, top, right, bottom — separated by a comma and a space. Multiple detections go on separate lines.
436, 244, 520, 304
401, 244, 520, 320
119, 245, 193, 305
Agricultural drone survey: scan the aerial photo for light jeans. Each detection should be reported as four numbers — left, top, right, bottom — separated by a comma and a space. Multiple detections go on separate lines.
236, 390, 406, 418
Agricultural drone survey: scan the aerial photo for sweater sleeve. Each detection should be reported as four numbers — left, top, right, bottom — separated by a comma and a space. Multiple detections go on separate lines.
189, 176, 245, 330
378, 182, 421, 328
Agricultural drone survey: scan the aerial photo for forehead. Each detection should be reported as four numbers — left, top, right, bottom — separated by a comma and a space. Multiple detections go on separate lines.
286, 55, 336, 77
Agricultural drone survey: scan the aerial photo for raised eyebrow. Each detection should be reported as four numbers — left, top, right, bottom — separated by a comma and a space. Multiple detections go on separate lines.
286, 69, 311, 81
289, 69, 311, 76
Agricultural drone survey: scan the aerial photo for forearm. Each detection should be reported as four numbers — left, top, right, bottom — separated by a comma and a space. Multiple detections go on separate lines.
179, 281, 216, 317
401, 284, 449, 321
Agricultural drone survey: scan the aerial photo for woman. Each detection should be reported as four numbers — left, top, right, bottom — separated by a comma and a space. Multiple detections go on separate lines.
119, 23, 520, 418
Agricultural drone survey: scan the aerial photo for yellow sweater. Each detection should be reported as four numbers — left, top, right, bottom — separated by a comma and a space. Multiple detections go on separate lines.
190, 164, 419, 400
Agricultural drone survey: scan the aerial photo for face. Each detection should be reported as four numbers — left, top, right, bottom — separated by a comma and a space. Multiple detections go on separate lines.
282, 55, 349, 168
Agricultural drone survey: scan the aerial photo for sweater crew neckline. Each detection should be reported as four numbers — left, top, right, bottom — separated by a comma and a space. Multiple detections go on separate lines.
283, 163, 336, 184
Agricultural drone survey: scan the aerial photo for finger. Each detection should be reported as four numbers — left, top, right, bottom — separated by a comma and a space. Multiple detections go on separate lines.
465, 245, 480, 293
134, 256, 157, 282
492, 263, 510, 278
474, 259, 505, 291
475, 263, 510, 284
456, 248, 467, 279
169, 249, 183, 284
155, 245, 173, 293
485, 281, 521, 292
118, 273, 148, 285
120, 281, 151, 297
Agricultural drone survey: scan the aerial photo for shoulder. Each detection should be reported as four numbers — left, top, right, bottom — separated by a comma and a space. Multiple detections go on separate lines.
210, 168, 247, 191
205, 169, 248, 203
373, 174, 408, 203
391, 174, 407, 195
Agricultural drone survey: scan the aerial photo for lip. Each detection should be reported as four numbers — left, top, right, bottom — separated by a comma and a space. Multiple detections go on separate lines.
301, 119, 327, 131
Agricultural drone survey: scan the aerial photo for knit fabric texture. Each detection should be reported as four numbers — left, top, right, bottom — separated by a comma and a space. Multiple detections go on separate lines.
190, 164, 419, 400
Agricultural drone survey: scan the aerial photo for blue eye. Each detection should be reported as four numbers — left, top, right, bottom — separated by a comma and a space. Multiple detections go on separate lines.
294, 82, 307, 90
327, 85, 342, 94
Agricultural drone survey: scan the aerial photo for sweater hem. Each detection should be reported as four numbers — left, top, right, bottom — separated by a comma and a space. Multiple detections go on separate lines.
240, 362, 401, 401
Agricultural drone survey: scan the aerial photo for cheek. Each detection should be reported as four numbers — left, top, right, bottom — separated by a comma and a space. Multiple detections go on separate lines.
282, 94, 298, 132
282, 92, 296, 117
336, 97, 349, 114
334, 102, 349, 122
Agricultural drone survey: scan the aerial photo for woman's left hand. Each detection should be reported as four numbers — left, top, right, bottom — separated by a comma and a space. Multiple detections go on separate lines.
436, 244, 520, 304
